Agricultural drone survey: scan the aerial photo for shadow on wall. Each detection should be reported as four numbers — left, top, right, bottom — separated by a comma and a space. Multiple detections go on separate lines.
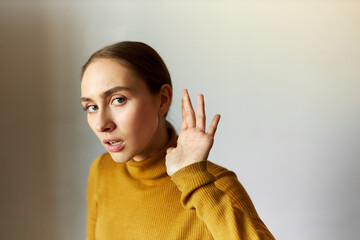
0, 6, 57, 240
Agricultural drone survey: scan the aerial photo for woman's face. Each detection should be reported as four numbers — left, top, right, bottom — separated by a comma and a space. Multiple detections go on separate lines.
81, 59, 164, 163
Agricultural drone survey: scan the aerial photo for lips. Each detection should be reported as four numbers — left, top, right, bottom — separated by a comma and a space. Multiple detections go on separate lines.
103, 139, 125, 152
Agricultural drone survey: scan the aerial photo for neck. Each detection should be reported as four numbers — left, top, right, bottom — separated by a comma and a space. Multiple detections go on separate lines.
133, 118, 169, 162
125, 123, 177, 179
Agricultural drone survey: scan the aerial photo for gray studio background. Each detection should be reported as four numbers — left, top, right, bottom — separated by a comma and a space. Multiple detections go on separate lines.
1, 1, 359, 239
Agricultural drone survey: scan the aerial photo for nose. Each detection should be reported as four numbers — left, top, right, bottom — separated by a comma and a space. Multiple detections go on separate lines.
95, 109, 116, 132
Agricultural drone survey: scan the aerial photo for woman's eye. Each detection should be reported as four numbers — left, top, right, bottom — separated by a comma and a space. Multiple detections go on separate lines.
112, 97, 126, 105
87, 105, 98, 113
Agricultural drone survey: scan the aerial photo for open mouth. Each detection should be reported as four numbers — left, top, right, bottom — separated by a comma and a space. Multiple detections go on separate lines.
104, 139, 125, 152
108, 141, 123, 146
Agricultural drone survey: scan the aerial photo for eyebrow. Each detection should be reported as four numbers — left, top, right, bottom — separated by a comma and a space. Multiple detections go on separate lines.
80, 86, 132, 102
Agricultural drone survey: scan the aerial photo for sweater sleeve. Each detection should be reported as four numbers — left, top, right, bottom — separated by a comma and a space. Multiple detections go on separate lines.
86, 155, 101, 240
171, 161, 275, 240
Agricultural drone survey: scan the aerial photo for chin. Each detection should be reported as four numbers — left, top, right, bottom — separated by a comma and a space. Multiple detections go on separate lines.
108, 152, 132, 163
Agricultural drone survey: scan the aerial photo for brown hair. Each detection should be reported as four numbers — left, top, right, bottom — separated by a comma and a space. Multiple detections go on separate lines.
81, 41, 172, 94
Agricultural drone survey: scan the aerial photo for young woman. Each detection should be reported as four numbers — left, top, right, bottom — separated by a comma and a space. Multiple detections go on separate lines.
81, 41, 274, 240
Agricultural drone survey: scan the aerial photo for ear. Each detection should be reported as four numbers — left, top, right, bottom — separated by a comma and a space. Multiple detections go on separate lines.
158, 84, 173, 117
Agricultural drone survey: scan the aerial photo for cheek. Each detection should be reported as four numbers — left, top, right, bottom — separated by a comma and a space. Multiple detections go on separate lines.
87, 116, 97, 134
126, 103, 159, 136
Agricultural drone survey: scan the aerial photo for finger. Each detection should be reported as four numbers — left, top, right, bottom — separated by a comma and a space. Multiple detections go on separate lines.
196, 94, 206, 131
207, 114, 221, 137
181, 97, 187, 130
182, 89, 196, 128
166, 147, 174, 154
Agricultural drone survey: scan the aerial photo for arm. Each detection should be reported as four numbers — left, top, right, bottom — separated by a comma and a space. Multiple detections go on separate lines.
166, 90, 274, 239
171, 161, 275, 240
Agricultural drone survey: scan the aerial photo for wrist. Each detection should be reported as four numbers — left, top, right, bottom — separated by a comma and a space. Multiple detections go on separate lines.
167, 159, 205, 176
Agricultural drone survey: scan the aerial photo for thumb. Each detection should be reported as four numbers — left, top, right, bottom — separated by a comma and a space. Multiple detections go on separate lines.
166, 147, 174, 154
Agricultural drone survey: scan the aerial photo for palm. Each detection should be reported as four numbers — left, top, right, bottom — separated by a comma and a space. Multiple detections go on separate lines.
165, 90, 221, 176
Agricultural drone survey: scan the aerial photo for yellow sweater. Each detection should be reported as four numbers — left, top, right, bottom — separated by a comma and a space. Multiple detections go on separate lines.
87, 127, 274, 240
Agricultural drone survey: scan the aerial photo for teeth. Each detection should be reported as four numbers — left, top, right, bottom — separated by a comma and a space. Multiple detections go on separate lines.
109, 141, 122, 146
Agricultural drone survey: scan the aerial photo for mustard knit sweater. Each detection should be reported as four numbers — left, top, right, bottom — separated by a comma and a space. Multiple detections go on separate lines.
86, 126, 274, 240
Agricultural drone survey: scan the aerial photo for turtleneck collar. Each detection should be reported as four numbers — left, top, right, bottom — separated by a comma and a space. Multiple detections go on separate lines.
125, 123, 178, 180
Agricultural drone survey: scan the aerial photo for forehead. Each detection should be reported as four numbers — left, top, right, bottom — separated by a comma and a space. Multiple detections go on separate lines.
81, 59, 144, 96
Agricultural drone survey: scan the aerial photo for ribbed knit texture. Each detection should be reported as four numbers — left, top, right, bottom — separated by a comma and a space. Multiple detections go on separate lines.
86, 126, 275, 240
